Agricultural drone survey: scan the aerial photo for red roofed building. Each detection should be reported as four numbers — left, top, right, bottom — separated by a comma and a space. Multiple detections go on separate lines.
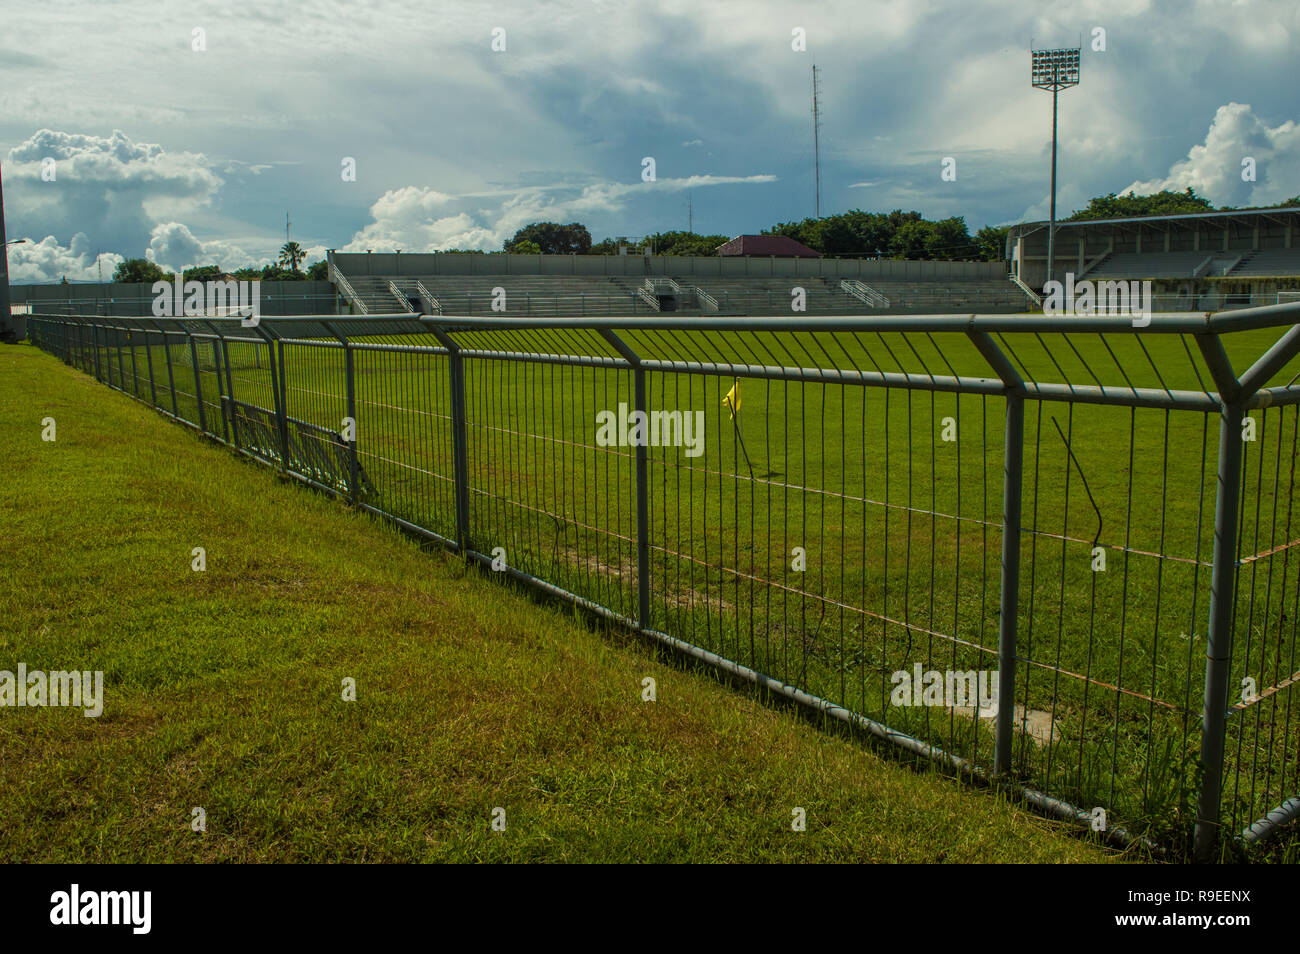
716, 235, 822, 258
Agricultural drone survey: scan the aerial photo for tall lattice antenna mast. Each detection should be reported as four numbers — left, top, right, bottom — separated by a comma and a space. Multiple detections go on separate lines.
812, 64, 823, 218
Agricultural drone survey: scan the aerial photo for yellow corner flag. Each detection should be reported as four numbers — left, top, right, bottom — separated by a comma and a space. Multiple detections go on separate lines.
723, 378, 741, 420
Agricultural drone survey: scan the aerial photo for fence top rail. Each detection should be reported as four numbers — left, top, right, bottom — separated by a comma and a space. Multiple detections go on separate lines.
28, 303, 1300, 405
417, 313, 1219, 334
29, 300, 1300, 335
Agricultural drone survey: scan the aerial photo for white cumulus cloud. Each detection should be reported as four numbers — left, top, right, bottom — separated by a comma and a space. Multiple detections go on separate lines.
6, 232, 123, 283
1124, 103, 1300, 207
4, 128, 222, 258
340, 175, 778, 252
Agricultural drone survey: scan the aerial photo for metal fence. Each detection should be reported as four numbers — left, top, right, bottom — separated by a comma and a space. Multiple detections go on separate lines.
26, 306, 1300, 860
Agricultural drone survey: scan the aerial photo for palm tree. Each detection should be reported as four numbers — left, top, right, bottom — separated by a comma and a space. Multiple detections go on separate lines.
278, 241, 306, 273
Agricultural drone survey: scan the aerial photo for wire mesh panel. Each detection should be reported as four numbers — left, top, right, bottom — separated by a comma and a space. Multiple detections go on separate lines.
455, 327, 641, 621
349, 331, 457, 536
277, 336, 350, 492
23, 307, 1300, 860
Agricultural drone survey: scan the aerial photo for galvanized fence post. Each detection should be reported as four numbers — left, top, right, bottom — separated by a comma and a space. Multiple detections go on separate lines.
1192, 321, 1300, 859
968, 329, 1026, 775
143, 322, 158, 408
91, 322, 103, 382
276, 338, 289, 467
1191, 331, 1244, 861
127, 326, 140, 398
995, 392, 1026, 774
103, 322, 113, 386
202, 322, 234, 445
115, 323, 127, 391
221, 330, 239, 445
152, 320, 179, 418
323, 322, 359, 503
98, 321, 110, 385
1194, 398, 1244, 861
185, 326, 208, 435
431, 329, 472, 554
598, 329, 651, 630
254, 324, 288, 472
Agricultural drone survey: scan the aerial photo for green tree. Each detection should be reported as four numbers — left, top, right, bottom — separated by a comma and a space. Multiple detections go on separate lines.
306, 260, 329, 280
278, 241, 307, 272
508, 239, 542, 254
1067, 188, 1214, 221
888, 219, 938, 259
764, 209, 933, 259
112, 258, 168, 283
642, 231, 731, 256
261, 263, 305, 281
974, 225, 1011, 261
928, 216, 979, 259
505, 222, 592, 254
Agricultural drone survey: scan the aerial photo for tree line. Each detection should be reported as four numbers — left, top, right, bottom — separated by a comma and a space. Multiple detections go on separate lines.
111, 242, 326, 284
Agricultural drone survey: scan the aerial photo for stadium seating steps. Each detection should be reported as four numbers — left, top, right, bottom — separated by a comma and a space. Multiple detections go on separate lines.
1081, 248, 1300, 281
333, 270, 1037, 316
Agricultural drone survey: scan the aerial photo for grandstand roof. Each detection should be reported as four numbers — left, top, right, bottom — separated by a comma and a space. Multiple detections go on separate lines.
1010, 205, 1300, 238
716, 235, 822, 257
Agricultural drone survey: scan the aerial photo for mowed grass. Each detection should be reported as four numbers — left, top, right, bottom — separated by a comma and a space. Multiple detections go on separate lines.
0, 343, 1120, 863
39, 317, 1300, 851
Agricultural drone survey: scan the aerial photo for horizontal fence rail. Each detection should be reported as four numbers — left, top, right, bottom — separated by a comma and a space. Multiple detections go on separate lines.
25, 305, 1300, 860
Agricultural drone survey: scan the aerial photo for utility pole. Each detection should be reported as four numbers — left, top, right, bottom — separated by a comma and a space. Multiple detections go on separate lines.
811, 64, 823, 218
286, 212, 291, 244
688, 192, 693, 234
0, 159, 17, 343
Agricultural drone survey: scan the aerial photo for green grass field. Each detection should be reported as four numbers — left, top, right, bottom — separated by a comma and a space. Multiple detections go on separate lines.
0, 342, 1126, 863
30, 315, 1300, 856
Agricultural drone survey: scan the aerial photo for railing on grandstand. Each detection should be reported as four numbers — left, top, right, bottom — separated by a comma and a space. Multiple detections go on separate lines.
1010, 273, 1043, 308
415, 281, 442, 315
840, 278, 890, 308
329, 263, 369, 315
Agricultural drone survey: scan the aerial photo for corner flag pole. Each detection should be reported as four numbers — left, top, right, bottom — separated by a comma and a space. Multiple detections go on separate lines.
724, 378, 753, 477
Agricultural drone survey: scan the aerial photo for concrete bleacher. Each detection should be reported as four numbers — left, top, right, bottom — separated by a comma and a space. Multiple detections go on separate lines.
331, 267, 1036, 317
1229, 249, 1300, 277
402, 275, 649, 316
688, 277, 860, 314
343, 276, 411, 313
1084, 251, 1211, 280
842, 279, 1033, 311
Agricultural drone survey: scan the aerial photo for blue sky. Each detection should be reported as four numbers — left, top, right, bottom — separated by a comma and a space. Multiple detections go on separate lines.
2, 0, 1299, 281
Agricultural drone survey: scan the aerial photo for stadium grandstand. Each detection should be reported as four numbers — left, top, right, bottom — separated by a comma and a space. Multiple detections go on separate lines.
1008, 204, 1300, 310
325, 250, 1037, 317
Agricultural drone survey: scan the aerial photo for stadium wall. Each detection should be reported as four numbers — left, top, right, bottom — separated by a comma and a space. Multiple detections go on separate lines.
9, 280, 337, 317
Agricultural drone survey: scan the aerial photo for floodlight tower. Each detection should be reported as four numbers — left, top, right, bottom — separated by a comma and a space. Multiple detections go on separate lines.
1031, 47, 1080, 291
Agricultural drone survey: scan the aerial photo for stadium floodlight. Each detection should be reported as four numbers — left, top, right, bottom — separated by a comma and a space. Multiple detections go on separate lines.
1031, 47, 1081, 293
